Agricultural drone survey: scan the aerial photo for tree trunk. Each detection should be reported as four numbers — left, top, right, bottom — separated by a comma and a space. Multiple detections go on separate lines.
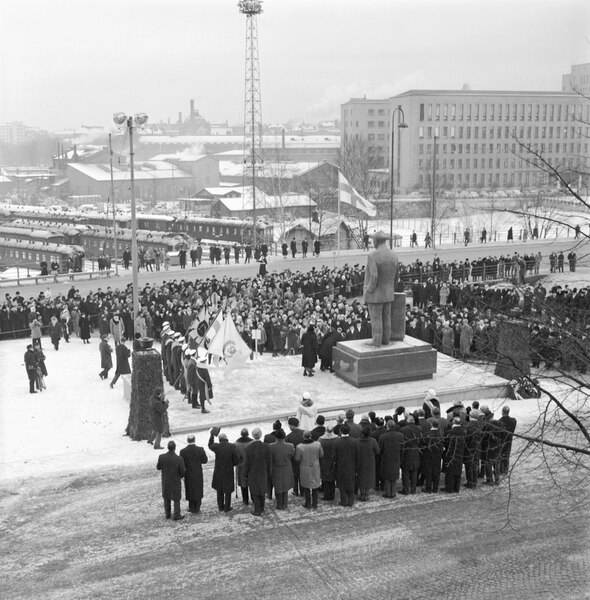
126, 349, 170, 440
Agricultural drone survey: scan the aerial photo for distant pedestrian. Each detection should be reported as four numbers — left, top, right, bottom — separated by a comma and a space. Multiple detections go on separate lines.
244, 427, 272, 517
24, 344, 38, 394
109, 337, 131, 388
98, 334, 113, 379
574, 224, 581, 238
424, 232, 432, 248
179, 435, 208, 514
147, 388, 168, 450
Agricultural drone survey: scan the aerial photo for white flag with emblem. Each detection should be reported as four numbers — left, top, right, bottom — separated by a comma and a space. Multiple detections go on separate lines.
207, 313, 251, 364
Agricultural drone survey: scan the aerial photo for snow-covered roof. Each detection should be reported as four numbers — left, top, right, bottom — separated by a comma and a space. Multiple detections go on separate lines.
139, 135, 340, 148
67, 162, 193, 182
217, 192, 315, 212
149, 153, 211, 163
218, 160, 334, 179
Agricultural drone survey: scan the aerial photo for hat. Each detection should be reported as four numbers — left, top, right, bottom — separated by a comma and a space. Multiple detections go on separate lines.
302, 391, 311, 400
372, 231, 389, 242
182, 343, 188, 351
424, 388, 437, 401
174, 332, 183, 340
288, 417, 299, 427
187, 348, 197, 356
240, 428, 249, 437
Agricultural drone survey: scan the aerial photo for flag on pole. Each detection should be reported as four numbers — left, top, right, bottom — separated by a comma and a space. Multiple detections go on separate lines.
207, 313, 251, 364
204, 310, 224, 345
338, 172, 377, 217
187, 306, 210, 342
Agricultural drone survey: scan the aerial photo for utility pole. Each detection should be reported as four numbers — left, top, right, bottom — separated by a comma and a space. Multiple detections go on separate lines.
108, 133, 118, 276
431, 135, 438, 249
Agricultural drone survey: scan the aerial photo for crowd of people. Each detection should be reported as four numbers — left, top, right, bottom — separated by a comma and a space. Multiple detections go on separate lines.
153, 391, 518, 520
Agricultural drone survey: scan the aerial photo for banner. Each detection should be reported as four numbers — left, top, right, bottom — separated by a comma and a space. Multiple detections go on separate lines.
207, 313, 251, 364
338, 172, 377, 217
204, 310, 224, 345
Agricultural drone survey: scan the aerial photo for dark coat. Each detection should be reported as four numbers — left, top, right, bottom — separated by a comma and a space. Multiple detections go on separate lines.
244, 440, 272, 495
24, 349, 38, 377
378, 430, 403, 481
179, 444, 208, 500
286, 428, 305, 476
301, 330, 319, 368
99, 339, 113, 370
358, 436, 380, 489
400, 424, 422, 469
499, 415, 517, 459
319, 435, 337, 482
421, 429, 444, 471
332, 436, 360, 490
443, 427, 466, 475
481, 420, 503, 463
156, 450, 186, 501
235, 436, 253, 487
149, 394, 168, 434
208, 435, 239, 493
114, 343, 131, 375
79, 315, 91, 340
270, 440, 295, 493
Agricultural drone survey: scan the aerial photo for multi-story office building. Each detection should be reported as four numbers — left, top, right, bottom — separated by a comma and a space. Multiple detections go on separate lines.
562, 63, 590, 95
342, 89, 588, 193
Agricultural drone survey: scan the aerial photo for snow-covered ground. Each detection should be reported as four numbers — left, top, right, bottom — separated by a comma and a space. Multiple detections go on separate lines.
0, 332, 526, 484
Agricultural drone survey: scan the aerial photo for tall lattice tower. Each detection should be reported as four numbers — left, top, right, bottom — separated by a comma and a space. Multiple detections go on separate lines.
238, 0, 263, 247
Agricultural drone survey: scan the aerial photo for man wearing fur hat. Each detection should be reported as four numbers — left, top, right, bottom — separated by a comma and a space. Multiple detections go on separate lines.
363, 231, 398, 348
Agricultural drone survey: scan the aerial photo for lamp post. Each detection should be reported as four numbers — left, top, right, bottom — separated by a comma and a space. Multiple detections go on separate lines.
113, 112, 148, 334
389, 105, 408, 246
431, 133, 439, 249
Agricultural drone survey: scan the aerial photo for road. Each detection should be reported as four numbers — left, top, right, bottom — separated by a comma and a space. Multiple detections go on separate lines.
3, 236, 587, 298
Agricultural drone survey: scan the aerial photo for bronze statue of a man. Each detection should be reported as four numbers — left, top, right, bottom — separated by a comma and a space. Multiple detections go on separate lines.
363, 231, 399, 347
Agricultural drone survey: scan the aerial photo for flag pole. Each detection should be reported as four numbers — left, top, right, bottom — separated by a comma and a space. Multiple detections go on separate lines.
337, 172, 341, 255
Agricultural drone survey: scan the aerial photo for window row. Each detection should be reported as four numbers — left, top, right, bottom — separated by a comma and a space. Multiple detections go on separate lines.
418, 102, 588, 123
417, 125, 588, 140
417, 142, 584, 155
417, 171, 542, 188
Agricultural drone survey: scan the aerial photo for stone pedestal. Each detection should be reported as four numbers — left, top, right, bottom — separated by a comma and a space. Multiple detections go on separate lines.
126, 348, 170, 441
333, 337, 437, 388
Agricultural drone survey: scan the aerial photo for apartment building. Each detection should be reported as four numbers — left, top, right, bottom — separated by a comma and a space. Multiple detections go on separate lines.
562, 63, 590, 95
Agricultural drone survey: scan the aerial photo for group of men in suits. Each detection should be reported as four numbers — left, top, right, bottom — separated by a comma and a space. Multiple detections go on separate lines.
155, 401, 518, 521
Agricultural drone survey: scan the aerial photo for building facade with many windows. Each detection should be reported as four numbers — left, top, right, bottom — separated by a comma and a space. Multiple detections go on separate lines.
562, 63, 590, 95
342, 90, 588, 193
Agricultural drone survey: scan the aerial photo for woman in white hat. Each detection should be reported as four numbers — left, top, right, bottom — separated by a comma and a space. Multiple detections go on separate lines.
296, 392, 317, 432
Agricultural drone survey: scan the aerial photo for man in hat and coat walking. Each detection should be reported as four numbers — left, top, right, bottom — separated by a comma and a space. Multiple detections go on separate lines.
332, 424, 360, 507
156, 440, 186, 520
179, 434, 208, 513
364, 231, 398, 347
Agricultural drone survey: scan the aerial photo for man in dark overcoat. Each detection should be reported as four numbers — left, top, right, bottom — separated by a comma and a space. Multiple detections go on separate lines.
147, 388, 168, 449
179, 434, 208, 513
109, 337, 131, 388
378, 420, 403, 498
332, 424, 360, 507
156, 440, 186, 520
243, 427, 272, 516
400, 415, 422, 495
421, 420, 444, 493
443, 417, 466, 493
319, 425, 338, 500
463, 411, 482, 489
24, 344, 38, 394
235, 428, 253, 505
208, 429, 239, 513
286, 417, 304, 496
498, 405, 517, 475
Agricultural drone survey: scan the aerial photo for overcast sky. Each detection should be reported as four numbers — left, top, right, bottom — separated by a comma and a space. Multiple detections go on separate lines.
1, 0, 588, 131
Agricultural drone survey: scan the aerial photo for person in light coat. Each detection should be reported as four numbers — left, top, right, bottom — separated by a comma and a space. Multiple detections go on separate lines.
295, 431, 324, 509
296, 392, 317, 432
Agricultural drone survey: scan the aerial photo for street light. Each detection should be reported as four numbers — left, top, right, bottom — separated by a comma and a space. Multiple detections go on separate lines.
113, 112, 148, 334
389, 105, 408, 246
431, 132, 439, 249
